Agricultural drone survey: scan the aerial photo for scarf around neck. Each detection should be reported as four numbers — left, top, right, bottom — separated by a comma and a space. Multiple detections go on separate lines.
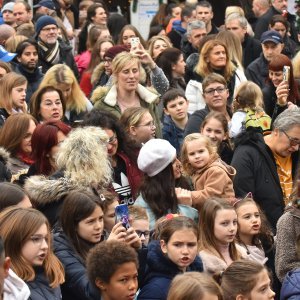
38, 39, 60, 64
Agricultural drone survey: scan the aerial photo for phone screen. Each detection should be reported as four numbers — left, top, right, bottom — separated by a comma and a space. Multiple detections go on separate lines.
115, 204, 130, 230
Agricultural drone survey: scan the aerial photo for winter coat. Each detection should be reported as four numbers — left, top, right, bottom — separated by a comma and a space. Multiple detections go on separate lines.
91, 83, 162, 137
0, 108, 10, 127
281, 269, 300, 300
191, 154, 236, 211
37, 39, 79, 81
24, 175, 91, 228
64, 97, 93, 125
185, 68, 247, 110
90, 62, 109, 89
231, 128, 299, 232
26, 267, 61, 300
13, 64, 44, 104
242, 33, 262, 69
75, 50, 91, 78
275, 207, 300, 282
137, 240, 203, 300
4, 269, 30, 300
134, 196, 199, 231
0, 147, 12, 182
245, 53, 269, 89
53, 232, 100, 300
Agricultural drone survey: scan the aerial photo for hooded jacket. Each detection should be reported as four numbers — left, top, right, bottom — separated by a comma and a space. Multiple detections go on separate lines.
191, 153, 236, 211
137, 240, 203, 300
231, 128, 299, 232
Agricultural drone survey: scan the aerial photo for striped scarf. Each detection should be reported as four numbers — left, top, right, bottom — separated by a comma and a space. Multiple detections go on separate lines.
38, 39, 60, 64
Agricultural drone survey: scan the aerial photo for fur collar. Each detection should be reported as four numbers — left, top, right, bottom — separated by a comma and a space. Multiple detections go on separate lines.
91, 84, 159, 107
91, 62, 105, 85
0, 147, 10, 165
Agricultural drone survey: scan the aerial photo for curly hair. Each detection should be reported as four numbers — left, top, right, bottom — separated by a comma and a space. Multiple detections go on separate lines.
87, 240, 138, 284
56, 126, 111, 188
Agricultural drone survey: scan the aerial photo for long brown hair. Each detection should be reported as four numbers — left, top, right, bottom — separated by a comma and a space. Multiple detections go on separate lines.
0, 207, 65, 287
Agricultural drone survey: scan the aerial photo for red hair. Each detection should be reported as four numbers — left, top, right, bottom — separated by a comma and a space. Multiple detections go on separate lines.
31, 121, 71, 175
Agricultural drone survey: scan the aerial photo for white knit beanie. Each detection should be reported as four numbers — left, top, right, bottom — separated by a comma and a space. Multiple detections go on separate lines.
138, 139, 176, 177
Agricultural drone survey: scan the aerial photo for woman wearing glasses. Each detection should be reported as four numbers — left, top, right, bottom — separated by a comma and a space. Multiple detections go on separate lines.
263, 53, 300, 119
185, 39, 247, 114
83, 109, 143, 205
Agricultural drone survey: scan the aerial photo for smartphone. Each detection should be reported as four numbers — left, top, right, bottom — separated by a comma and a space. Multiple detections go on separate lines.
130, 37, 140, 48
283, 65, 290, 82
115, 204, 130, 230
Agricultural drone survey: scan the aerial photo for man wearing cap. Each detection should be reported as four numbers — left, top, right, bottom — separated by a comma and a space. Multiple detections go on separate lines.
35, 15, 79, 79
245, 30, 284, 89
33, 0, 56, 16
1, 2, 16, 27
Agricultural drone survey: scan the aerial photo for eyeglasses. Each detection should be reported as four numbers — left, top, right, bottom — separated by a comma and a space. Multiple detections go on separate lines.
203, 87, 227, 96
41, 26, 58, 32
135, 230, 150, 238
103, 58, 112, 64
281, 130, 300, 146
136, 121, 156, 128
107, 134, 117, 144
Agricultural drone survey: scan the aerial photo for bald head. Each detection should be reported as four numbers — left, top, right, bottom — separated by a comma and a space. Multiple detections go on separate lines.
0, 24, 15, 46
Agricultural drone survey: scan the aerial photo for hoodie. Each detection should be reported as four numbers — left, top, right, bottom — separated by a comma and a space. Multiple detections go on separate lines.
191, 153, 236, 210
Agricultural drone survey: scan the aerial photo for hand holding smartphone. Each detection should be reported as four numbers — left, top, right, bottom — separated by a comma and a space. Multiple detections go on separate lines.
115, 204, 131, 230
130, 37, 140, 48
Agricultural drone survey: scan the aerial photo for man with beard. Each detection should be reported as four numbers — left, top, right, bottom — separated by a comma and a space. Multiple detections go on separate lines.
35, 15, 79, 79
14, 39, 44, 104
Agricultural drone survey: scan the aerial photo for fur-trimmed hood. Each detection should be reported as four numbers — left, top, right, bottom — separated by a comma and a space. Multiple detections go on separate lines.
91, 62, 105, 85
91, 83, 159, 108
0, 147, 10, 165
24, 175, 93, 206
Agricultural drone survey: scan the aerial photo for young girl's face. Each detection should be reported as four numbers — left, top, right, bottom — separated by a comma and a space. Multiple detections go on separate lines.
248, 269, 275, 300
161, 229, 198, 271
101, 262, 138, 300
104, 200, 119, 233
21, 223, 49, 266
77, 205, 104, 243
236, 203, 261, 239
214, 209, 237, 246
201, 118, 226, 146
186, 139, 211, 169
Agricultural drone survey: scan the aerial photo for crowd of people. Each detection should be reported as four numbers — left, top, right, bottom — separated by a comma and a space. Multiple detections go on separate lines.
0, 0, 300, 299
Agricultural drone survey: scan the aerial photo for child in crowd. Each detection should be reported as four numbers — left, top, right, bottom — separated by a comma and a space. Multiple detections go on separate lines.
230, 81, 271, 138
87, 240, 139, 300
218, 260, 275, 300
181, 133, 236, 211
137, 216, 203, 300
54, 190, 141, 300
235, 197, 274, 265
198, 198, 246, 275
0, 207, 65, 299
167, 272, 223, 300
128, 206, 150, 248
201, 111, 233, 164
162, 89, 190, 156
134, 139, 198, 230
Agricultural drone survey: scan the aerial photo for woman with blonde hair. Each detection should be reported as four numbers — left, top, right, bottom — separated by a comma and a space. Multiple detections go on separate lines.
39, 64, 93, 124
24, 126, 111, 227
0, 206, 65, 299
91, 51, 161, 137
147, 35, 172, 60
0, 72, 27, 126
5, 35, 27, 53
185, 40, 246, 112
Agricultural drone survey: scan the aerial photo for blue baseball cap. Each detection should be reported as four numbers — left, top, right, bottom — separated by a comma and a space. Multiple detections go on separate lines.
33, 0, 56, 10
0, 46, 16, 63
260, 30, 283, 44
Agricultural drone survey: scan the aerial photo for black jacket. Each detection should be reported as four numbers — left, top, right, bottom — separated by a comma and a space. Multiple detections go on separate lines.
0, 108, 9, 127
38, 39, 79, 80
27, 267, 61, 300
254, 6, 298, 44
53, 232, 100, 300
0, 147, 11, 182
14, 64, 44, 104
245, 53, 269, 89
242, 33, 262, 69
231, 128, 299, 232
